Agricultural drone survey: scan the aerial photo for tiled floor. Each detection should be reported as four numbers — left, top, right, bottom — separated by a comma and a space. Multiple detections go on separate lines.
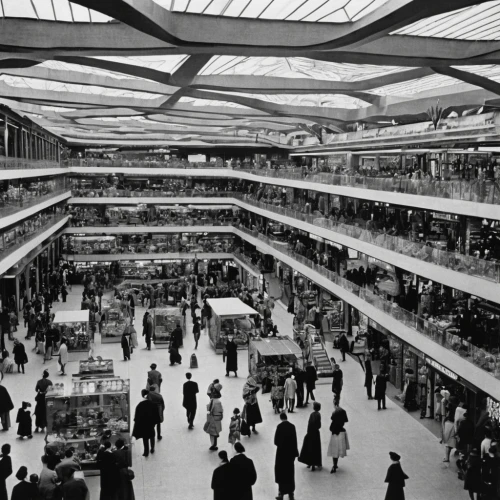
1, 286, 468, 499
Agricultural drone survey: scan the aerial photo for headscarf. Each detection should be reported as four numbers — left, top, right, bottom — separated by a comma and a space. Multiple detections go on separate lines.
243, 376, 258, 404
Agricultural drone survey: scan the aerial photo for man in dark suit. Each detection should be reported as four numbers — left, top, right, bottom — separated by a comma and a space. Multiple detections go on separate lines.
304, 361, 318, 405
183, 372, 199, 429
274, 412, 299, 500
331, 364, 343, 403
132, 389, 160, 457
229, 442, 257, 500
147, 384, 165, 440
211, 450, 231, 500
375, 372, 389, 410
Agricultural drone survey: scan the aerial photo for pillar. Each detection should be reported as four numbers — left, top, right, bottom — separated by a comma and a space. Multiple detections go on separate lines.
345, 303, 352, 335
15, 276, 20, 312
35, 255, 40, 294
4, 118, 8, 158
346, 153, 359, 173
24, 266, 31, 303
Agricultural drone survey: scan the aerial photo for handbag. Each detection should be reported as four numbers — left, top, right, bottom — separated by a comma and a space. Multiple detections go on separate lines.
126, 468, 135, 480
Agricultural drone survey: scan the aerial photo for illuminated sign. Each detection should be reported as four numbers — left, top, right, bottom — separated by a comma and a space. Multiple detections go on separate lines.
425, 357, 458, 381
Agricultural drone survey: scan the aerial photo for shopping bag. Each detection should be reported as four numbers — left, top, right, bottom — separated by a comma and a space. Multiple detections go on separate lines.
190, 353, 198, 369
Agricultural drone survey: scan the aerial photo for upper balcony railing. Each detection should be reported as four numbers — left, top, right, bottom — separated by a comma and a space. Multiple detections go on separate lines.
67, 158, 500, 206
235, 226, 500, 380
0, 157, 63, 170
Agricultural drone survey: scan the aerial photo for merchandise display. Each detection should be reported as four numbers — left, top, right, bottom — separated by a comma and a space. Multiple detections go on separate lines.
75, 359, 114, 378
53, 310, 93, 356
101, 301, 128, 343
45, 377, 131, 473
248, 336, 303, 382
207, 298, 258, 353
151, 307, 184, 347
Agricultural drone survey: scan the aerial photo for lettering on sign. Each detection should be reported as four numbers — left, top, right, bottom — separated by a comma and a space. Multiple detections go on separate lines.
425, 357, 458, 381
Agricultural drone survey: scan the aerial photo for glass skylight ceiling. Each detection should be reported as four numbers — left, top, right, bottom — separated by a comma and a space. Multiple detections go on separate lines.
393, 1, 500, 40
0, 0, 111, 21
156, 0, 389, 22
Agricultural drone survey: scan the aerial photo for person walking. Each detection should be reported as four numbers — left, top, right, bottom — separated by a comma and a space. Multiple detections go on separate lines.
304, 361, 317, 405
58, 338, 68, 375
0, 444, 12, 500
228, 408, 241, 448
183, 372, 199, 429
34, 370, 52, 433
132, 389, 160, 457
384, 452, 409, 500
55, 449, 80, 484
0, 381, 14, 431
193, 317, 201, 350
298, 402, 322, 471
61, 285, 68, 303
147, 384, 165, 441
224, 337, 238, 377
327, 401, 349, 473
113, 439, 135, 500
121, 333, 131, 361
142, 311, 153, 351
364, 355, 374, 400
16, 402, 33, 439
229, 442, 257, 500
211, 450, 231, 500
338, 332, 349, 362
147, 364, 162, 392
284, 374, 297, 413
274, 412, 299, 500
97, 441, 120, 500
205, 386, 223, 451
375, 371, 389, 410
12, 340, 27, 374
331, 364, 343, 403
294, 367, 305, 408
242, 376, 262, 435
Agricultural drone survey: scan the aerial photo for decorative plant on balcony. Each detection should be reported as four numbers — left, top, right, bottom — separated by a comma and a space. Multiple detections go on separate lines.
427, 99, 444, 130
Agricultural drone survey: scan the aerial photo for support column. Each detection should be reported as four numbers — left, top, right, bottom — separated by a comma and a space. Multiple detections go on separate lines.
24, 266, 31, 303
15, 276, 20, 313
4, 118, 8, 158
35, 255, 40, 295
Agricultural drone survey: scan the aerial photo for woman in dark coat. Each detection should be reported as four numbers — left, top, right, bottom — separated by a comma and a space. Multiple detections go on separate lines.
34, 370, 52, 432
298, 402, 322, 470
97, 441, 120, 500
212, 450, 231, 500
242, 376, 262, 434
384, 452, 409, 500
364, 356, 373, 399
0, 444, 12, 500
113, 439, 135, 500
464, 450, 482, 500
0, 383, 14, 431
274, 413, 298, 498
12, 340, 27, 374
121, 333, 131, 361
225, 338, 238, 377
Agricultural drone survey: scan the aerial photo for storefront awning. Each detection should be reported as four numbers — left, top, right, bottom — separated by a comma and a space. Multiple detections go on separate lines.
252, 336, 302, 357
207, 298, 257, 318
54, 310, 90, 324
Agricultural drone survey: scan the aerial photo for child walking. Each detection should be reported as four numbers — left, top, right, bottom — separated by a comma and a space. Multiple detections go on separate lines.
228, 408, 241, 447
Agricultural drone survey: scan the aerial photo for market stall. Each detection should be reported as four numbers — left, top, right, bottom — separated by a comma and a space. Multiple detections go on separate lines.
207, 298, 258, 353
74, 359, 114, 378
64, 236, 118, 255
45, 376, 131, 475
248, 336, 304, 382
101, 300, 129, 343
53, 310, 93, 361
151, 307, 184, 348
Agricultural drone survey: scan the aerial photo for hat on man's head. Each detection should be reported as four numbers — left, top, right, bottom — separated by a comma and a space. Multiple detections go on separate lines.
389, 452, 401, 461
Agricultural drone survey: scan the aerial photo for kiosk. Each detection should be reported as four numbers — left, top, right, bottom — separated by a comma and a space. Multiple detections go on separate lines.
53, 310, 93, 361
206, 298, 258, 353
152, 307, 184, 348
248, 335, 304, 383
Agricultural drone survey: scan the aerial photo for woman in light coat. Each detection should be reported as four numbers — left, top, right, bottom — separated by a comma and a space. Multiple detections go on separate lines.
205, 386, 223, 451
284, 374, 297, 413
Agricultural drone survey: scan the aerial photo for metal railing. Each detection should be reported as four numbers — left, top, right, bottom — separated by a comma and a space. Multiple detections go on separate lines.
0, 158, 62, 170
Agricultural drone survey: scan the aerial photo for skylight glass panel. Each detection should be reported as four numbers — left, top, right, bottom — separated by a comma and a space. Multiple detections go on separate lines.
301, 1, 348, 22
315, 9, 350, 23
173, 0, 190, 11
0, 4, 3, 16
186, 0, 214, 13
286, 0, 331, 21
260, 0, 309, 20
52, 0, 73, 21
350, 0, 386, 21
89, 9, 112, 22
223, 0, 250, 17
32, 0, 56, 20
92, 55, 189, 74
393, 1, 500, 39
240, 0, 274, 18
38, 61, 141, 80
204, 0, 232, 15
70, 4, 90, 22
3, 0, 37, 18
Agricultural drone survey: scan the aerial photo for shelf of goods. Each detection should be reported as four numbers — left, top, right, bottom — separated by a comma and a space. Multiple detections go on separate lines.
74, 359, 114, 378
294, 324, 334, 377
248, 336, 304, 382
45, 377, 131, 475
152, 307, 184, 348
53, 310, 94, 361
206, 298, 258, 354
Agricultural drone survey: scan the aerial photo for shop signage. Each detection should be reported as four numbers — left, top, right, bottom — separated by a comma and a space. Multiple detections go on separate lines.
425, 357, 458, 381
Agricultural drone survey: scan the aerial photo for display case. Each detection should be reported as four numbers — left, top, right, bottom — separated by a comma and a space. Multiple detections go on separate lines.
75, 359, 114, 378
65, 236, 118, 255
45, 377, 131, 474
152, 307, 184, 348
101, 302, 128, 344
121, 261, 160, 280
53, 310, 93, 359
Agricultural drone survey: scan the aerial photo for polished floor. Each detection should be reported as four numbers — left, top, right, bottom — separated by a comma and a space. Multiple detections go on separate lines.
2, 286, 468, 500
